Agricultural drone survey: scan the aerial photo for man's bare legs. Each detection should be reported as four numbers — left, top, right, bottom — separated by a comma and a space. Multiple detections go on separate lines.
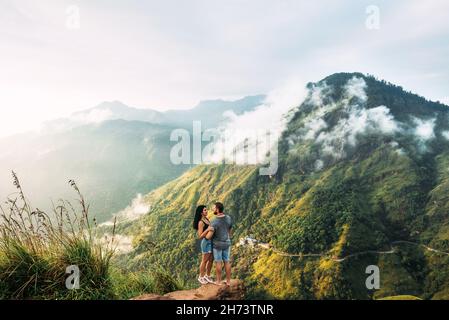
215, 261, 223, 284
214, 260, 231, 285
224, 261, 231, 285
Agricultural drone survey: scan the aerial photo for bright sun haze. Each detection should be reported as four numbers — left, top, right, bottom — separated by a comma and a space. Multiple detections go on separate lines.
0, 0, 448, 137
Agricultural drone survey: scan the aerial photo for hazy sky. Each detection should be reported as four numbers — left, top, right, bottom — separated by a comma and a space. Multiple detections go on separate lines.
1, 0, 448, 137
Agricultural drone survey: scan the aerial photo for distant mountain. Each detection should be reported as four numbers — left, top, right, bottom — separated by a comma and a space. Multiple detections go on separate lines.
42, 95, 266, 133
72, 101, 165, 123
114, 73, 449, 299
0, 95, 265, 222
42, 101, 165, 133
163, 95, 266, 128
0, 120, 185, 222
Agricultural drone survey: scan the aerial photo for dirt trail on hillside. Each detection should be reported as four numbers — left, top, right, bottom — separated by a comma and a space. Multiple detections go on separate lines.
245, 239, 449, 262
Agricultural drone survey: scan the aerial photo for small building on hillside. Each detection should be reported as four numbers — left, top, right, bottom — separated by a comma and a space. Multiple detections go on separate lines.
239, 236, 259, 247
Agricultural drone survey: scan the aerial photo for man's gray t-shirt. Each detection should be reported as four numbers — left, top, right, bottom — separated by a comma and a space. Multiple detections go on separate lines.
211, 215, 232, 250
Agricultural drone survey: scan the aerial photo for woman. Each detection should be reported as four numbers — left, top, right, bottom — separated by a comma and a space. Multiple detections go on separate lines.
193, 205, 214, 284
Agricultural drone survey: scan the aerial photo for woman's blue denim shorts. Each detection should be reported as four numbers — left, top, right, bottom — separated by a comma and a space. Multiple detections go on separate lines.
200, 238, 212, 254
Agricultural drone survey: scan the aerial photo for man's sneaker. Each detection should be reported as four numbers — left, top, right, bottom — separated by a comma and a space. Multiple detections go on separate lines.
198, 276, 208, 285
204, 276, 214, 283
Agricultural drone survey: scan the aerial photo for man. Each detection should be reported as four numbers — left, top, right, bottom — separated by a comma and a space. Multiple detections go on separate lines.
208, 202, 232, 286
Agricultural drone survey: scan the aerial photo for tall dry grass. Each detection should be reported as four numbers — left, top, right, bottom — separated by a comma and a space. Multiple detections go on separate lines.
0, 172, 115, 299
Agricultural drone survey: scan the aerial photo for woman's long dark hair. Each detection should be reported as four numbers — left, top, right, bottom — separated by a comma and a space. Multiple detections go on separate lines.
193, 205, 206, 230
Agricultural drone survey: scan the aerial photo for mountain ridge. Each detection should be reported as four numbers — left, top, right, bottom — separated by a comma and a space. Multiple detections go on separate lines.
42, 95, 266, 133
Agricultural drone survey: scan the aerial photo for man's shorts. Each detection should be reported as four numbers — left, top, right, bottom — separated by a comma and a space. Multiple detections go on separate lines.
213, 246, 231, 262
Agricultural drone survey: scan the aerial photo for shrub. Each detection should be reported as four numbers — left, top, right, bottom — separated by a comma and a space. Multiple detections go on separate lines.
110, 267, 182, 299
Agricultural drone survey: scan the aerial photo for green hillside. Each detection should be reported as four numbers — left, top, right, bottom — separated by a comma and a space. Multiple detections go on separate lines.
114, 73, 449, 299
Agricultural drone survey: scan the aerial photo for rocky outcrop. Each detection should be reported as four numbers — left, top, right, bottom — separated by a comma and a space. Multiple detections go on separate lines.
132, 279, 244, 300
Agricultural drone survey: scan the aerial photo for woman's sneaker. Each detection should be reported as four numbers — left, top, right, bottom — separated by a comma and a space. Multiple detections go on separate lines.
197, 276, 208, 285
204, 275, 214, 283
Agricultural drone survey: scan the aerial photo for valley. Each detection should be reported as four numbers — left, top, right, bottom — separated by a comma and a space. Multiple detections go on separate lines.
2, 72, 449, 300
109, 73, 449, 300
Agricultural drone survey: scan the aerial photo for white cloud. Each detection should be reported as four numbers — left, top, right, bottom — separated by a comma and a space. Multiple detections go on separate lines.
344, 77, 367, 103
412, 117, 436, 141
308, 82, 332, 107
101, 193, 150, 226
205, 79, 308, 164
389, 141, 399, 148
389, 141, 405, 156
366, 106, 400, 133
316, 105, 399, 159
296, 78, 398, 159
72, 108, 114, 124
295, 77, 440, 162
303, 118, 328, 140
289, 77, 401, 162
442, 131, 449, 140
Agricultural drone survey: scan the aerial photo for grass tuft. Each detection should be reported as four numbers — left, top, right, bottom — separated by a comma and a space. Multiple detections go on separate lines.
0, 172, 115, 300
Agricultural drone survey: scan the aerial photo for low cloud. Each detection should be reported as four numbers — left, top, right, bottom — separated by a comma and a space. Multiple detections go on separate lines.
308, 82, 332, 107
408, 116, 437, 152
316, 105, 399, 159
204, 79, 308, 164
286, 76, 443, 171
290, 77, 399, 162
72, 108, 114, 124
389, 141, 406, 156
204, 76, 442, 173
344, 76, 368, 102
411, 117, 436, 141
303, 118, 328, 140
101, 193, 150, 226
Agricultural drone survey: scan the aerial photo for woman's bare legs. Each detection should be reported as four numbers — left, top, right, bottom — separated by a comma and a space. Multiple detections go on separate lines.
206, 253, 214, 277
199, 253, 210, 277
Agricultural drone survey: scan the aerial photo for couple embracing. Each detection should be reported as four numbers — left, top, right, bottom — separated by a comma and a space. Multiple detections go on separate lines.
193, 202, 232, 286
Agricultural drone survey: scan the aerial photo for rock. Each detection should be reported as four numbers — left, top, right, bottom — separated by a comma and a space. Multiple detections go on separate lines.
132, 279, 245, 300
